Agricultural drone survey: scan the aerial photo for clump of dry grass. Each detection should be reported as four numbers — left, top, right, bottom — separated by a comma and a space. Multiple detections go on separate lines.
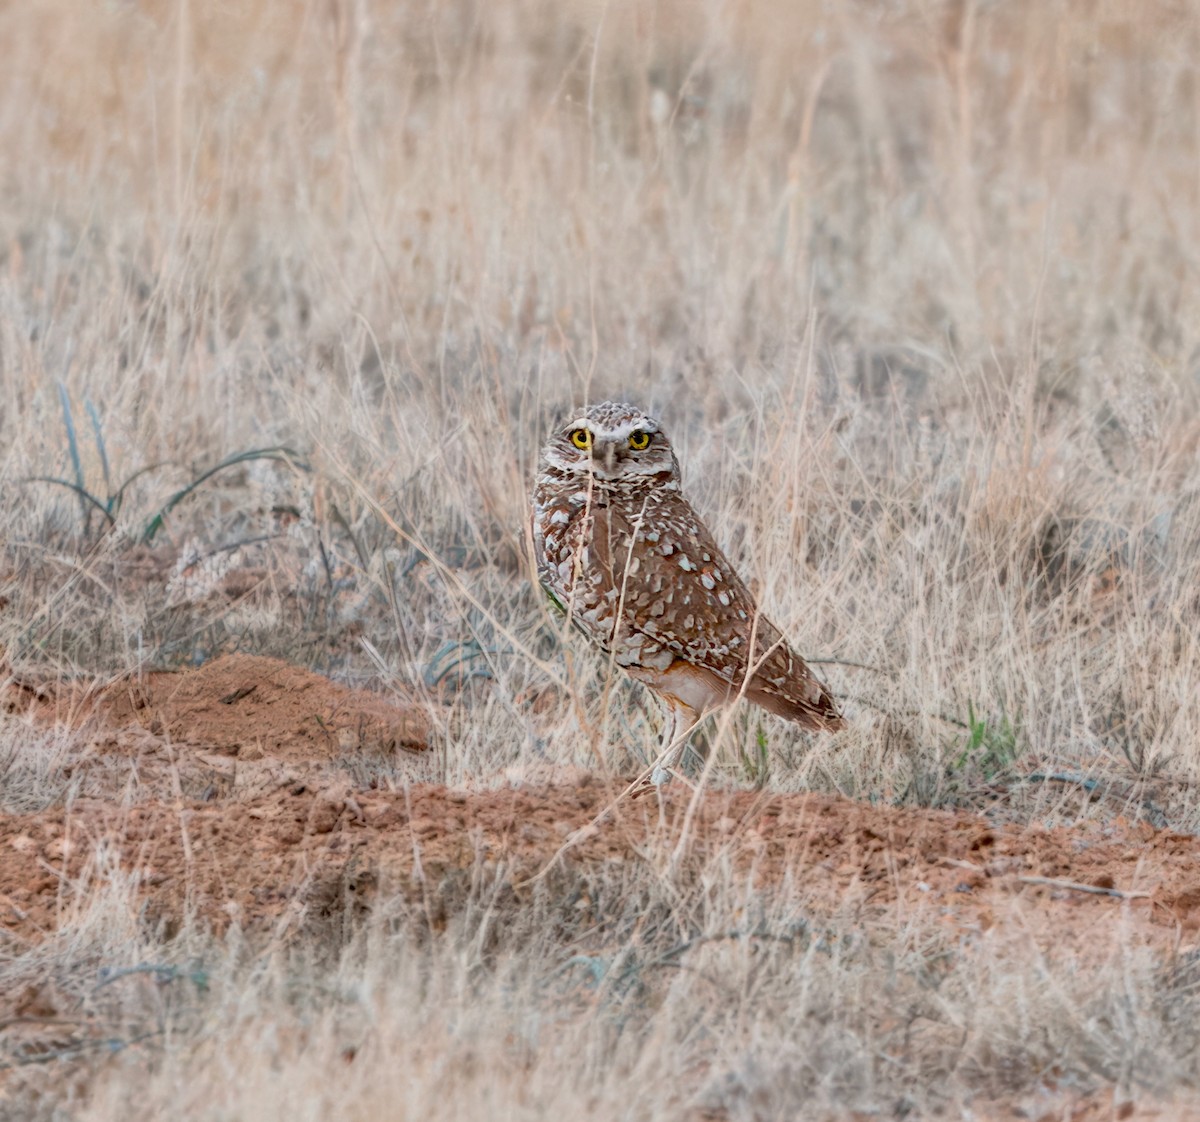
2, 0, 1200, 1114
6, 852, 1200, 1120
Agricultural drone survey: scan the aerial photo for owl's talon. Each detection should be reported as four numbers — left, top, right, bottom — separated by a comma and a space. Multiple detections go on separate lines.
627, 771, 667, 799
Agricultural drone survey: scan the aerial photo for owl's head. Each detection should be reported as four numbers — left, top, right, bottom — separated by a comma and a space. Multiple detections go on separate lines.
541, 401, 680, 486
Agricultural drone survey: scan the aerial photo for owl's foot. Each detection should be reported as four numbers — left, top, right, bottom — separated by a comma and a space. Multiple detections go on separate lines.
630, 759, 704, 798
627, 767, 672, 798
636, 746, 702, 792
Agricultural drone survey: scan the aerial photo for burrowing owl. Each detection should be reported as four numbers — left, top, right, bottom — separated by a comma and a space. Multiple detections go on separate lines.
531, 401, 842, 787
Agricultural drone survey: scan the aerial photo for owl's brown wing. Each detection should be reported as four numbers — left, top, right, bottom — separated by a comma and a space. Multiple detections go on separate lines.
593, 496, 842, 730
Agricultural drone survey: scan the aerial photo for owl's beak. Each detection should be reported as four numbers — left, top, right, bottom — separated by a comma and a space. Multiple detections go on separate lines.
598, 441, 618, 475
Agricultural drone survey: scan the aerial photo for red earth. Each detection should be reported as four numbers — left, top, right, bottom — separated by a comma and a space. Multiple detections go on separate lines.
0, 652, 1198, 962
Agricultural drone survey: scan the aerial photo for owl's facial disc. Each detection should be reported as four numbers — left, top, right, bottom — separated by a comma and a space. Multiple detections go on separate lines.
541, 402, 679, 485
568, 420, 662, 479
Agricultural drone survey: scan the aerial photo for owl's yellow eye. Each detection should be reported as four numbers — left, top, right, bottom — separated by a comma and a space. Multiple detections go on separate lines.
569, 428, 592, 450
628, 430, 650, 450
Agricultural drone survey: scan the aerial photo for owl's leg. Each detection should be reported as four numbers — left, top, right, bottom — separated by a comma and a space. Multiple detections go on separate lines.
649, 700, 697, 786
678, 720, 711, 778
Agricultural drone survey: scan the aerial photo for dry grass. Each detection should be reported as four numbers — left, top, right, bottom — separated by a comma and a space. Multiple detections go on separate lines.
2, 0, 1200, 1115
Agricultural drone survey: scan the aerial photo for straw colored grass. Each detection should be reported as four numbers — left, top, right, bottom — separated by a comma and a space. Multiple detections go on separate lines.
2, 0, 1199, 1115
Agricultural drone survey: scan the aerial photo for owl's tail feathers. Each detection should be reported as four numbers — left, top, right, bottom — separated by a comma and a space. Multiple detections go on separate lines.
746, 668, 845, 731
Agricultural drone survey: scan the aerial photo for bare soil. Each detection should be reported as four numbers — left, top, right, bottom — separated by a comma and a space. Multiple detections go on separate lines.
2, 656, 1199, 967
1, 653, 432, 804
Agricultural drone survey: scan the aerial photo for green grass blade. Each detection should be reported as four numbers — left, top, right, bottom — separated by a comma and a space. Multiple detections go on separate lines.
57, 383, 89, 531
141, 446, 310, 543
22, 476, 117, 526
106, 461, 169, 519
85, 398, 112, 502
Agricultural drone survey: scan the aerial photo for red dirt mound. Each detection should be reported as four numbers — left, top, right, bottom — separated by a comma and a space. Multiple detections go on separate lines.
94, 653, 430, 762
2, 653, 432, 801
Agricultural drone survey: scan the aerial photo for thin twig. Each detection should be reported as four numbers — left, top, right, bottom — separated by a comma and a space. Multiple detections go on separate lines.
612, 928, 809, 989
1017, 876, 1150, 901
806, 657, 883, 673
842, 694, 972, 730
1021, 771, 1100, 793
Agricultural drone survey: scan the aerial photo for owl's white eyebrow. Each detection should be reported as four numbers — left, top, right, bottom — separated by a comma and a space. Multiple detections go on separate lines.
583, 421, 658, 441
